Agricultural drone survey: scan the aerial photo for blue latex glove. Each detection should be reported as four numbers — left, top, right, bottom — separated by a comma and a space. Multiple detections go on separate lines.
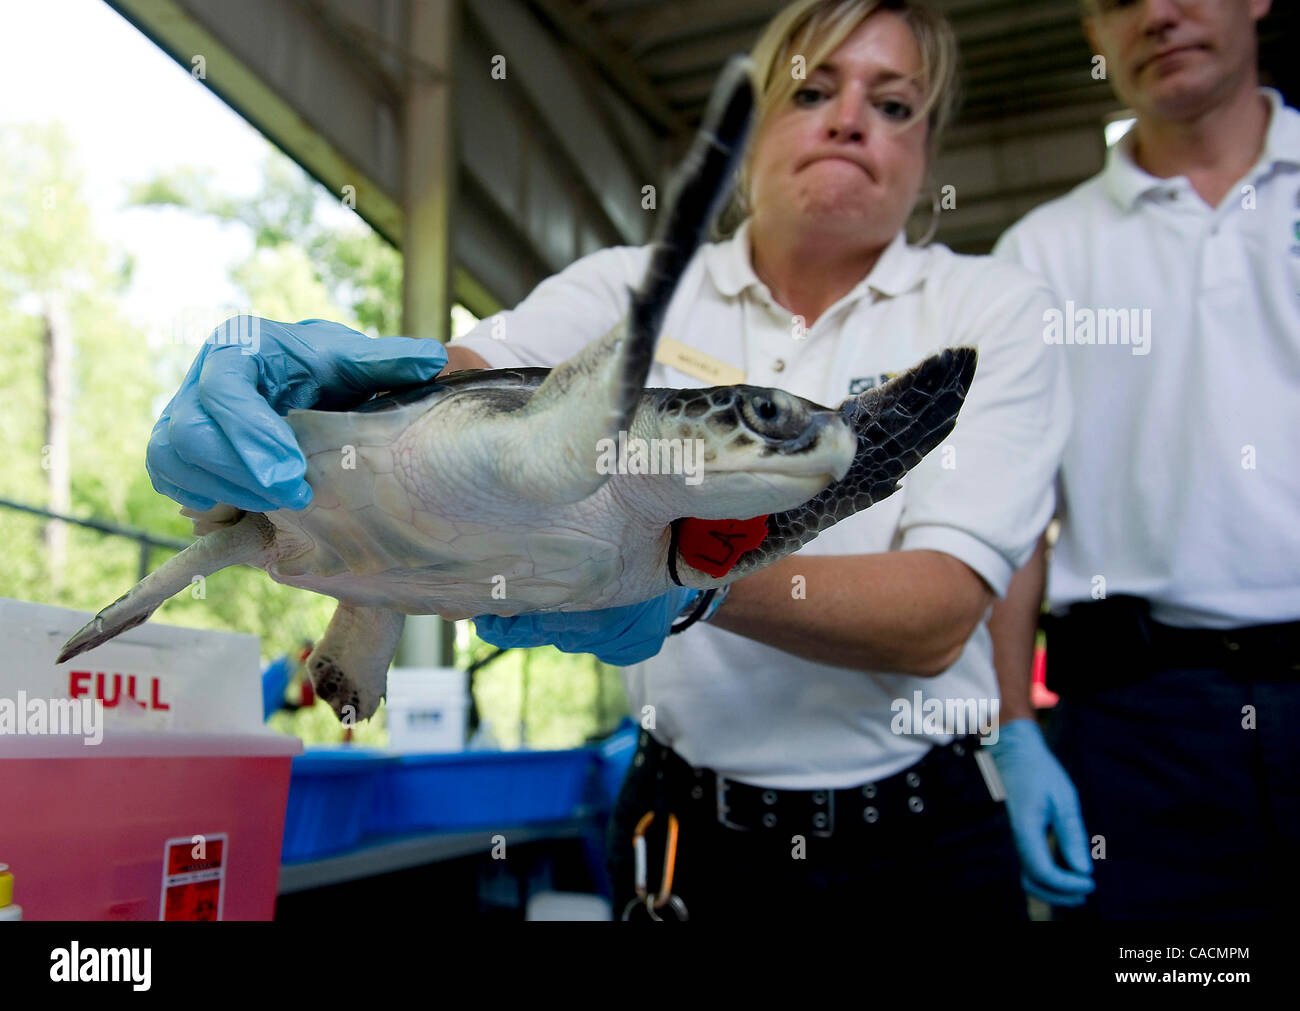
473, 587, 698, 666
147, 317, 448, 512
987, 718, 1095, 906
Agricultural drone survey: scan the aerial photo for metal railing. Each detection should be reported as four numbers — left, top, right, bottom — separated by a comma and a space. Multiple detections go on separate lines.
0, 495, 191, 580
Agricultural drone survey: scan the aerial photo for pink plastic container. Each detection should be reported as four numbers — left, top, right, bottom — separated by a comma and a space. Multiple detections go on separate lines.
0, 732, 301, 921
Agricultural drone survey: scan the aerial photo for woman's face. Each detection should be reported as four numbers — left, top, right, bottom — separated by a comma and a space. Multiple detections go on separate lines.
748, 11, 930, 249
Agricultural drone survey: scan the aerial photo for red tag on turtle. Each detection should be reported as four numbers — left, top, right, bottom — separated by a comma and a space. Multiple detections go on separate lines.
676, 515, 770, 578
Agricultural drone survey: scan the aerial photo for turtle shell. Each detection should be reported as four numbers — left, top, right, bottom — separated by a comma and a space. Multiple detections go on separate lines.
352, 367, 547, 414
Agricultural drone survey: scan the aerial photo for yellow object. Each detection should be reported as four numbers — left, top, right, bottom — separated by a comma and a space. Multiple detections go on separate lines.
654, 337, 746, 385
631, 811, 680, 908
0, 864, 13, 907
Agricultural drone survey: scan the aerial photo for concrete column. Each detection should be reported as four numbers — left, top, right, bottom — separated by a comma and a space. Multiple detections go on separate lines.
397, 0, 459, 669
402, 0, 458, 344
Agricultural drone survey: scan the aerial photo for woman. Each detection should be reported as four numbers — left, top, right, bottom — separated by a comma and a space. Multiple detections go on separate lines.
147, 0, 1081, 919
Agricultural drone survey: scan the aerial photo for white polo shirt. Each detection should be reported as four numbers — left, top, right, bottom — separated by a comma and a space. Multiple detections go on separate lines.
453, 219, 1069, 787
994, 88, 1300, 630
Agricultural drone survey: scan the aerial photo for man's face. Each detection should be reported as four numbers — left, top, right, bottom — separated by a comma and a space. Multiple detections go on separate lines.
1083, 0, 1271, 121
747, 11, 930, 248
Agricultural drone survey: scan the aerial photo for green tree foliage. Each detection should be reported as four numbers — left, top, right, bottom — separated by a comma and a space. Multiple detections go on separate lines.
127, 142, 403, 336
459, 639, 627, 750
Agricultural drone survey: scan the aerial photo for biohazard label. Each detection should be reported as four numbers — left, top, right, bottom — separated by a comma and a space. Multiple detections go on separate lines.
677, 515, 770, 577
160, 834, 227, 921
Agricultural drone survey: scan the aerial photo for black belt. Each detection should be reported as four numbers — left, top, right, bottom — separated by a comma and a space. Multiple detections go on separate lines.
1147, 619, 1300, 670
1043, 595, 1300, 698
629, 733, 990, 839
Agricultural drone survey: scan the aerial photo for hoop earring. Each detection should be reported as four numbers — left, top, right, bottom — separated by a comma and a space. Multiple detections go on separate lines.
913, 186, 942, 247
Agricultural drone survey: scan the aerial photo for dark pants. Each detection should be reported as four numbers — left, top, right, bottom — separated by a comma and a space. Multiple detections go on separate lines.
605, 735, 1027, 921
1048, 667, 1300, 921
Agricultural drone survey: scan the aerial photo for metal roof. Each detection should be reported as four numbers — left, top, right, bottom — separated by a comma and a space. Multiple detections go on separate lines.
108, 0, 1300, 307
541, 0, 1298, 249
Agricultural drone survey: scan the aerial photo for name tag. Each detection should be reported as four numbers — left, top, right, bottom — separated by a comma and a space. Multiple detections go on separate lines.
654, 337, 746, 385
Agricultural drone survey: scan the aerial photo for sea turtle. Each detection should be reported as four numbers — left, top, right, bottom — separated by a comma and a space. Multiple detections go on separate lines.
57, 56, 977, 723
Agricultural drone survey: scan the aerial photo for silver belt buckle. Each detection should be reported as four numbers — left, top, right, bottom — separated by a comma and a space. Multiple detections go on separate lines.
715, 776, 751, 831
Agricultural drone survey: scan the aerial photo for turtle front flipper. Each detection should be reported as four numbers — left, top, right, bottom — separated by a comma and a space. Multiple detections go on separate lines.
306, 603, 405, 724
494, 55, 756, 506
57, 512, 279, 664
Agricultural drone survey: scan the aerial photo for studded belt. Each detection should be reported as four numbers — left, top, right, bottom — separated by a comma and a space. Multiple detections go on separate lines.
628, 732, 990, 839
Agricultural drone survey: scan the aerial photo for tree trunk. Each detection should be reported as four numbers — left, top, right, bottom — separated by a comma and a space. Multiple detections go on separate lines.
43, 292, 71, 583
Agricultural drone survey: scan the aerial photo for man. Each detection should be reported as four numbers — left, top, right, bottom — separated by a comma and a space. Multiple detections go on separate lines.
990, 0, 1299, 920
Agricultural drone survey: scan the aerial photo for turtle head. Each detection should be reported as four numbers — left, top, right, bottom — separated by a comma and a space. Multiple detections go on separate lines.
631, 385, 857, 519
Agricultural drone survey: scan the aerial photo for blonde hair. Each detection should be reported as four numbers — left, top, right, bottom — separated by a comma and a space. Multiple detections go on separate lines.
718, 0, 960, 235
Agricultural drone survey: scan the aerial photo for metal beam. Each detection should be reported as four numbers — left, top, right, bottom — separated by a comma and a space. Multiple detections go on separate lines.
294, 0, 407, 107
603, 0, 777, 59
107, 1, 565, 324
944, 97, 1122, 150
527, 0, 686, 135
398, 0, 459, 670
107, 0, 405, 246
638, 27, 763, 82
402, 0, 458, 346
466, 0, 650, 248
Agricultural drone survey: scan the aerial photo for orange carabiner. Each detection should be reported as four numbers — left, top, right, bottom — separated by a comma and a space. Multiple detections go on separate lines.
631, 810, 680, 909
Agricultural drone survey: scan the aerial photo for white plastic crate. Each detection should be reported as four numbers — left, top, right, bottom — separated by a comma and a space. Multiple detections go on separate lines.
0, 597, 264, 735
385, 666, 468, 753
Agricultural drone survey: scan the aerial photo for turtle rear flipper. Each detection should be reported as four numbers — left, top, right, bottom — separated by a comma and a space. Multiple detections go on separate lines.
56, 512, 279, 664
305, 603, 405, 724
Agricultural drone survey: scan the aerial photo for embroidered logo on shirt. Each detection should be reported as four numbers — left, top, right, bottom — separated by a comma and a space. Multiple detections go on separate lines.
1291, 189, 1300, 254
847, 372, 897, 395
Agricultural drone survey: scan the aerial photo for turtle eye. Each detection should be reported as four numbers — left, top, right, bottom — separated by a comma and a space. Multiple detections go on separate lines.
740, 390, 798, 436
